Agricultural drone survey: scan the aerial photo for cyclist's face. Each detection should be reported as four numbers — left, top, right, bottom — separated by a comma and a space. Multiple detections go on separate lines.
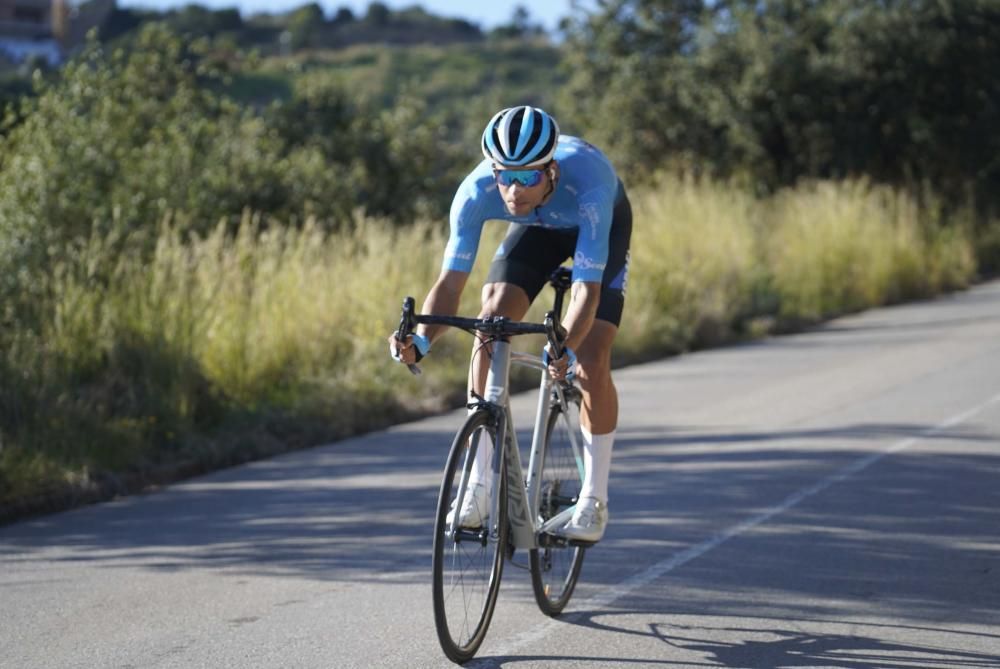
494, 163, 556, 216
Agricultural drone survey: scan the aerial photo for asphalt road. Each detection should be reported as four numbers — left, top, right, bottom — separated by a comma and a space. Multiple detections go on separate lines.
3, 280, 1000, 669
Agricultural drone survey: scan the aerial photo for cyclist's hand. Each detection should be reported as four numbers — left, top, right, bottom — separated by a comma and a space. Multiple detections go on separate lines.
542, 345, 577, 382
388, 331, 430, 364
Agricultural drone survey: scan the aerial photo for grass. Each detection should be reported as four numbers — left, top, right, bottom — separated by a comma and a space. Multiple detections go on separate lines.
0, 177, 985, 518
765, 181, 975, 322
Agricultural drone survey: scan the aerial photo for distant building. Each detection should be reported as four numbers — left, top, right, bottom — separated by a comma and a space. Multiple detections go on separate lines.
0, 0, 115, 66
0, 0, 63, 65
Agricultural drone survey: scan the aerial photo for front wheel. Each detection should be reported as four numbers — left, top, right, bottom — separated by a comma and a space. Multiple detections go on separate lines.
432, 409, 508, 663
529, 386, 587, 616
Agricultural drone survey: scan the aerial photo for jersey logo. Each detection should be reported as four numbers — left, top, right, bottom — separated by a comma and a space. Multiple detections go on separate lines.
574, 251, 606, 272
580, 202, 601, 240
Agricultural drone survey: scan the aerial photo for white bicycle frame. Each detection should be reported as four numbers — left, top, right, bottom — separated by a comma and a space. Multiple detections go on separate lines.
457, 338, 586, 550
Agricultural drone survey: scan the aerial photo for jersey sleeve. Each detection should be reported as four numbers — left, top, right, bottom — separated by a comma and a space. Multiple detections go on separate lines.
571, 187, 616, 283
442, 177, 489, 274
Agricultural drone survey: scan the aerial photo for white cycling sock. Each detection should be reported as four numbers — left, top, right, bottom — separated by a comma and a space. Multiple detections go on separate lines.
469, 430, 494, 486
580, 426, 614, 503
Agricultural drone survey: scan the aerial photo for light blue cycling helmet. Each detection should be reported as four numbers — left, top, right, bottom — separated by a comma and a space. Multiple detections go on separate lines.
481, 105, 561, 167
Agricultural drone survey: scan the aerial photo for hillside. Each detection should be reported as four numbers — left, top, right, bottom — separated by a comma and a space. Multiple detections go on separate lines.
234, 39, 565, 136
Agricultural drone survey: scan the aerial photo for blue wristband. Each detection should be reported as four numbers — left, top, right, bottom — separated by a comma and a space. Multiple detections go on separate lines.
411, 333, 431, 362
390, 331, 431, 363
542, 345, 576, 381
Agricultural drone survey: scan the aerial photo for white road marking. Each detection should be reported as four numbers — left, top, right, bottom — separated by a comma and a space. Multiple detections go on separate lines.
466, 391, 1000, 667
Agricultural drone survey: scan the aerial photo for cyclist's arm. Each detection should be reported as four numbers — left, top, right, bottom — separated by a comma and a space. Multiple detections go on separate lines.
389, 269, 468, 365
561, 281, 601, 352
417, 269, 469, 344
558, 186, 614, 355
393, 175, 484, 357
423, 175, 487, 340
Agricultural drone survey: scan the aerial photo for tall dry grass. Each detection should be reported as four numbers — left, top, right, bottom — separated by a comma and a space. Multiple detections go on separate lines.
0, 177, 982, 509
766, 181, 975, 321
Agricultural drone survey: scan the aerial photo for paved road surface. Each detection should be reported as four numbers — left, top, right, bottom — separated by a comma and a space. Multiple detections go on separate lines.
3, 281, 1000, 668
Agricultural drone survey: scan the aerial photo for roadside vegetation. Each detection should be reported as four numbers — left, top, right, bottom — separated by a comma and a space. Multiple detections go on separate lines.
1, 1, 997, 519
0, 175, 979, 516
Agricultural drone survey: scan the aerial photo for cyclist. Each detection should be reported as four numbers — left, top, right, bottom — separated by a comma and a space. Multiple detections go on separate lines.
389, 105, 631, 543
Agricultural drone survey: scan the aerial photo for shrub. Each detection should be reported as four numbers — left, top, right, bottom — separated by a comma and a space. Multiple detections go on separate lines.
0, 24, 459, 314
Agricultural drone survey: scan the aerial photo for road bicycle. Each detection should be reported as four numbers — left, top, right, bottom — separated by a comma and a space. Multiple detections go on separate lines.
395, 267, 590, 664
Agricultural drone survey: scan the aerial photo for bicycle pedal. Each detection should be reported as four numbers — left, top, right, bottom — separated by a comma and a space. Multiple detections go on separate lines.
537, 532, 569, 549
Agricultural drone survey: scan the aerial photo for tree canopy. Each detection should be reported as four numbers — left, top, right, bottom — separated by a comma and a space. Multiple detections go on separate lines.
561, 0, 1000, 210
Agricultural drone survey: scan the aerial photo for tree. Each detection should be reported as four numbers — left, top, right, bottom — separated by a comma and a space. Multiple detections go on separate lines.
561, 0, 1000, 207
331, 6, 355, 25
0, 21, 463, 309
491, 5, 547, 39
559, 0, 710, 176
286, 2, 325, 50
364, 2, 391, 27
170, 5, 244, 38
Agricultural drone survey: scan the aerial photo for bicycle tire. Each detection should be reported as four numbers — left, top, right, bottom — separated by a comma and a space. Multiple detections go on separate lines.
432, 409, 508, 663
529, 385, 587, 616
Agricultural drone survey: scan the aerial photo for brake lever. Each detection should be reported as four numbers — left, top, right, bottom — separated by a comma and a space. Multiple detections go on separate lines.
543, 311, 567, 359
397, 297, 422, 376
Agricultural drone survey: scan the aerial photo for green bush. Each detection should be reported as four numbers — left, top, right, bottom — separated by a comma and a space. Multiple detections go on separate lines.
0, 24, 463, 313
0, 26, 269, 301
561, 0, 1000, 214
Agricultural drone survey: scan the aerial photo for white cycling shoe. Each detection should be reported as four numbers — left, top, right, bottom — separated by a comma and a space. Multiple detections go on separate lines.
446, 482, 489, 528
561, 496, 609, 543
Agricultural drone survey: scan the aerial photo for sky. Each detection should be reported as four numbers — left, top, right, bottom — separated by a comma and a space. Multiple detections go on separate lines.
119, 0, 580, 33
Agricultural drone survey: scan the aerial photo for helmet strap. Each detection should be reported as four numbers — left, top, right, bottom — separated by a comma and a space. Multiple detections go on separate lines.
539, 161, 558, 206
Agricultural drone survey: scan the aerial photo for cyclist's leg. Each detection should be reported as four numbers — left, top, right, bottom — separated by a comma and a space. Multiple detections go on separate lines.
576, 321, 619, 432
464, 281, 529, 487
469, 282, 530, 399
466, 225, 575, 484
472, 224, 577, 400
575, 320, 618, 504
563, 185, 632, 541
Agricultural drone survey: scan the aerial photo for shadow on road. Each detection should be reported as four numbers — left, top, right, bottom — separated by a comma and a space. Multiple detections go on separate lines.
476, 614, 1000, 668
2, 416, 998, 635
0, 428, 452, 583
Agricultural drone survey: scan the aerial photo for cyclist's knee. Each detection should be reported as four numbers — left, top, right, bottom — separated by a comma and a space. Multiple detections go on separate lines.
575, 320, 616, 386
480, 282, 530, 319
574, 349, 611, 388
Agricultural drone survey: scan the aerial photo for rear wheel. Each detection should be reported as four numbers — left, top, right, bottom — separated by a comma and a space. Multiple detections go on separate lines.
529, 386, 586, 616
432, 410, 508, 663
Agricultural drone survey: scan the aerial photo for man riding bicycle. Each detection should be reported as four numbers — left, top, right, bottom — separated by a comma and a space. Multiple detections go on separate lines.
389, 105, 632, 543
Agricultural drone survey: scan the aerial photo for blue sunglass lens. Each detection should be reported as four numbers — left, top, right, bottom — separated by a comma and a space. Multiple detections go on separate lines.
496, 169, 545, 187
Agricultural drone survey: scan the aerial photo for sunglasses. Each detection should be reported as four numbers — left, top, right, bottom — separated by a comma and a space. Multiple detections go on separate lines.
494, 168, 546, 187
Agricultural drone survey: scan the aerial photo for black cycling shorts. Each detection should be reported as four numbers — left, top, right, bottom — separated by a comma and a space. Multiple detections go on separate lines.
485, 182, 632, 327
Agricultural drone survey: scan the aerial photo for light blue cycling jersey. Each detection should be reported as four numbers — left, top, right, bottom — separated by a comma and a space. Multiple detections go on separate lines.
443, 135, 620, 284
